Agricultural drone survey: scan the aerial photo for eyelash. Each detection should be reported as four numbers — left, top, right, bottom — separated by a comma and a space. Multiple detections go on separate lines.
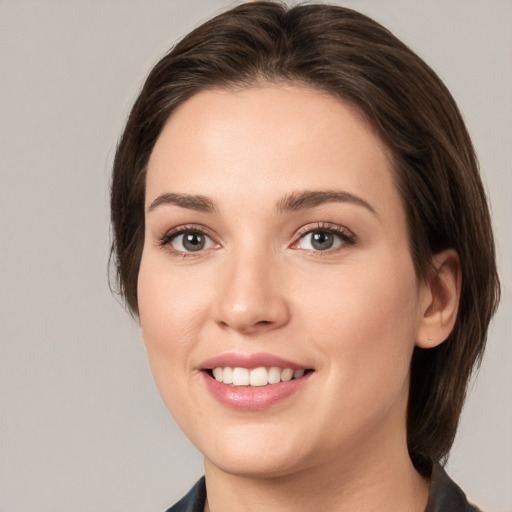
157, 222, 357, 256
157, 224, 216, 257
292, 222, 357, 253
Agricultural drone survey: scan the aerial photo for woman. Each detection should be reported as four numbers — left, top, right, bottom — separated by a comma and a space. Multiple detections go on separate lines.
110, 2, 500, 511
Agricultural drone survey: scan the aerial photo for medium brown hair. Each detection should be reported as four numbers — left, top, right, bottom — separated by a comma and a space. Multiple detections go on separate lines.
110, 1, 500, 475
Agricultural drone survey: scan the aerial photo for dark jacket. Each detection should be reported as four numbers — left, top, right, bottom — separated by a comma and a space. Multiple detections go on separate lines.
165, 464, 481, 512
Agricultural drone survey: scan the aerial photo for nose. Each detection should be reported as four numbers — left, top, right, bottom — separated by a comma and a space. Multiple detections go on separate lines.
214, 251, 291, 335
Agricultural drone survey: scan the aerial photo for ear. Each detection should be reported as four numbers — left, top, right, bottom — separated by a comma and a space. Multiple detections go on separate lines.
415, 249, 461, 349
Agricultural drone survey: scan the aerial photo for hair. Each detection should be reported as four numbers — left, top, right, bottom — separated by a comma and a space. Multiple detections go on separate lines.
110, 1, 500, 475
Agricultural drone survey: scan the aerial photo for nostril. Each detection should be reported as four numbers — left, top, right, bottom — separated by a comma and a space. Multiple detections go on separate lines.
215, 294, 291, 333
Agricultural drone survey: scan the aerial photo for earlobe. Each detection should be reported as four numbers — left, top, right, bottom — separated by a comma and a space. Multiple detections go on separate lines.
416, 249, 461, 349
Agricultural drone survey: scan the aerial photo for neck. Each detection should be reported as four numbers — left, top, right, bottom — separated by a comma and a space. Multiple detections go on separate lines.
203, 440, 429, 512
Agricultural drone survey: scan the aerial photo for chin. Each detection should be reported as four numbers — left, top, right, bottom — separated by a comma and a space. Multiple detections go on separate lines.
206, 450, 306, 479
198, 424, 311, 478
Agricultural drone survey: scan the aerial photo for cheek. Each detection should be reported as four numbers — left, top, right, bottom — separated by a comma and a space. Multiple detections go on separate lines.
138, 257, 209, 337
299, 254, 419, 390
137, 260, 211, 393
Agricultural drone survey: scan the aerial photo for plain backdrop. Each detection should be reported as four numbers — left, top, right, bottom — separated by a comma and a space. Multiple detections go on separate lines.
0, 1, 510, 511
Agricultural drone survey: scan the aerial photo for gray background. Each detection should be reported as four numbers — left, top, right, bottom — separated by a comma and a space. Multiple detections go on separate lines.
0, 1, 510, 511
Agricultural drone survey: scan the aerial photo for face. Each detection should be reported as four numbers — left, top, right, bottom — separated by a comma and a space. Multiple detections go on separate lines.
138, 85, 429, 478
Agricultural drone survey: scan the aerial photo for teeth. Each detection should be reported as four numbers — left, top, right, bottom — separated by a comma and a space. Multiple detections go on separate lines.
268, 366, 281, 384
232, 367, 249, 386
293, 369, 305, 379
223, 366, 234, 384
211, 366, 307, 387
281, 368, 293, 381
249, 367, 268, 387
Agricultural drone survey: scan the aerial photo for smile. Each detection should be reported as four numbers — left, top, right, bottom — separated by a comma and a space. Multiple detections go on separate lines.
211, 366, 306, 387
200, 354, 313, 410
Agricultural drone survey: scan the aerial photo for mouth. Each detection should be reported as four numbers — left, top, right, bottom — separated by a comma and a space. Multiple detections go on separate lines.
199, 353, 314, 409
206, 366, 314, 387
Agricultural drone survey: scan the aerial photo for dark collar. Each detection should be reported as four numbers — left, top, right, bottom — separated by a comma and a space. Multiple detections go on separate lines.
165, 477, 206, 512
165, 464, 481, 512
426, 464, 481, 512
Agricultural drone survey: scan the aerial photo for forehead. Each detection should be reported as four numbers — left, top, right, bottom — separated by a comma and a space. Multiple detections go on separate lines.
146, 84, 400, 218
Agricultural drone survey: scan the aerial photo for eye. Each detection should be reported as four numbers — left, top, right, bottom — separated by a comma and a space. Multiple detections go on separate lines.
172, 231, 213, 252
294, 224, 356, 252
297, 230, 342, 251
159, 227, 218, 254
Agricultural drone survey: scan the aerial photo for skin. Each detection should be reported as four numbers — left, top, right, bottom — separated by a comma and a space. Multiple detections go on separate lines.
138, 84, 460, 512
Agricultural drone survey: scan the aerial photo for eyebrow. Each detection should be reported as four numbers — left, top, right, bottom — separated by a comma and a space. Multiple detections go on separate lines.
147, 193, 218, 213
275, 190, 377, 215
147, 189, 377, 216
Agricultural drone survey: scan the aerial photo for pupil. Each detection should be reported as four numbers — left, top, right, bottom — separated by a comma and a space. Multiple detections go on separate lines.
312, 231, 333, 250
183, 233, 205, 251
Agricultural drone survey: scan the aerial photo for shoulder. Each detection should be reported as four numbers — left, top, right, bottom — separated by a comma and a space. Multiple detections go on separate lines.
426, 464, 482, 512
164, 477, 206, 512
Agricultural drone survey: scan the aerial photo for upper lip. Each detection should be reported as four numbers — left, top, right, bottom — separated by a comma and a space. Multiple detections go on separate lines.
199, 352, 309, 370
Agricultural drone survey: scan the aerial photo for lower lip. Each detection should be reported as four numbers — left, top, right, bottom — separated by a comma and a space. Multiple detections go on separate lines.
202, 372, 312, 411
